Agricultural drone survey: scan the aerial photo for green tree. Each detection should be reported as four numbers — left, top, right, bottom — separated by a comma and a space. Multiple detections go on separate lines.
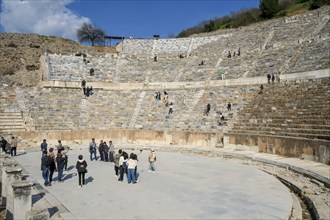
204, 20, 216, 32
77, 22, 105, 46
310, 0, 330, 9
259, 0, 280, 19
231, 8, 261, 27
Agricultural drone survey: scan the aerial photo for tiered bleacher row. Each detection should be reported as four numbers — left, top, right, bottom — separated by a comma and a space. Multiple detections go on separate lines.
229, 78, 330, 140
0, 6, 329, 163
45, 6, 329, 83
13, 85, 258, 133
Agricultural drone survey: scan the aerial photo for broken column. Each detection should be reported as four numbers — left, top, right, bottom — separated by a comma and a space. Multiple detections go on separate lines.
4, 166, 23, 216
0, 154, 9, 196
6, 180, 33, 220
0, 158, 18, 206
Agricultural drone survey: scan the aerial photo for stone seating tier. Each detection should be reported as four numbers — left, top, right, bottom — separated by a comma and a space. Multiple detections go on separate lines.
44, 7, 329, 83
229, 78, 330, 141
15, 85, 259, 133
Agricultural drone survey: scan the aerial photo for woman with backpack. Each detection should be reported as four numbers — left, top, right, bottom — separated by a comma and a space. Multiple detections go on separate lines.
76, 155, 88, 187
118, 151, 128, 182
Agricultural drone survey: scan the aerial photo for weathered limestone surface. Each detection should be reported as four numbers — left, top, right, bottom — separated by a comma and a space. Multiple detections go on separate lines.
26, 209, 50, 220
9, 180, 33, 220
4, 166, 23, 218
1, 159, 18, 206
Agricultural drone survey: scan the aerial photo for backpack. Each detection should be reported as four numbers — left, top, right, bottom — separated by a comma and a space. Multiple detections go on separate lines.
122, 161, 127, 169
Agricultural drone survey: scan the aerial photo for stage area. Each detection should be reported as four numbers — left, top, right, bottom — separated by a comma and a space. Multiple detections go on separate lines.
15, 149, 292, 219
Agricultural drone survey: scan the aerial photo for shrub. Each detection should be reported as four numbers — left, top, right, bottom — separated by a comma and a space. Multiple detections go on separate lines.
7, 42, 18, 48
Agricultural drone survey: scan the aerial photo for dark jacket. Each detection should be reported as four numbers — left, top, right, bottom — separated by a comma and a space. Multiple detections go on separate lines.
76, 160, 87, 173
56, 155, 66, 169
104, 143, 109, 153
41, 155, 52, 170
49, 158, 56, 171
99, 143, 105, 152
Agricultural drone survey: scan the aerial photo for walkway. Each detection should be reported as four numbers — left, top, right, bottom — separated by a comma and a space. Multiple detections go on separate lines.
15, 149, 294, 219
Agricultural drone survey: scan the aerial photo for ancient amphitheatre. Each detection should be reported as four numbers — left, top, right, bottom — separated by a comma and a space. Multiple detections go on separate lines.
0, 5, 329, 220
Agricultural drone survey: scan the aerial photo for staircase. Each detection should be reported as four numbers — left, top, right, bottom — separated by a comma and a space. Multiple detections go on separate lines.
312, 14, 330, 36
280, 42, 308, 74
186, 38, 195, 57
167, 89, 205, 130
15, 87, 35, 131
128, 91, 146, 128
262, 29, 275, 50
0, 86, 26, 133
79, 98, 88, 128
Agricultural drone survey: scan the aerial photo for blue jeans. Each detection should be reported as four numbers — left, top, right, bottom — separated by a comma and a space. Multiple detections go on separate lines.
57, 168, 64, 181
42, 169, 49, 185
90, 150, 97, 161
149, 162, 156, 171
127, 168, 136, 183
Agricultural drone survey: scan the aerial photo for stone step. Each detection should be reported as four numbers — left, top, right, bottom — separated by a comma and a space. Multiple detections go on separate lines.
234, 122, 330, 130
0, 128, 26, 132
0, 112, 22, 115
233, 125, 330, 135
0, 124, 25, 128
228, 129, 330, 140
0, 121, 25, 126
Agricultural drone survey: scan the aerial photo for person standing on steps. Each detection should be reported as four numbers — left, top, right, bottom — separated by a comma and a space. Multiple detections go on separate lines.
168, 102, 174, 114
267, 74, 271, 84
76, 155, 88, 188
227, 102, 232, 111
205, 103, 211, 116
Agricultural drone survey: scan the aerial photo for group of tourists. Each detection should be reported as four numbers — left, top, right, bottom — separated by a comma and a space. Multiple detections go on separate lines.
112, 147, 156, 184
267, 73, 276, 84
40, 139, 68, 186
81, 79, 94, 97
155, 90, 174, 114
88, 138, 115, 162
0, 136, 18, 156
89, 138, 157, 185
227, 47, 240, 58
39, 137, 157, 188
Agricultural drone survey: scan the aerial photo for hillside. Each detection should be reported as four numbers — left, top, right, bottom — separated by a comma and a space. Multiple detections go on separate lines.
0, 33, 116, 85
